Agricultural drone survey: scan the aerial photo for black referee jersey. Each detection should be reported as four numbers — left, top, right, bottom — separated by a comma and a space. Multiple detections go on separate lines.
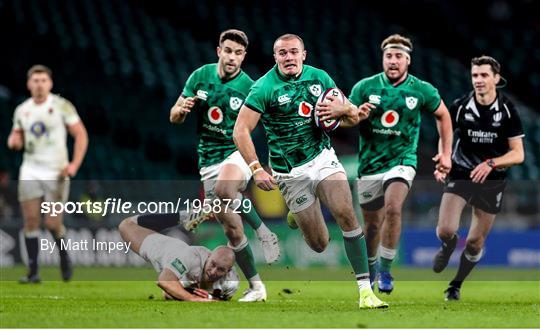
449, 91, 525, 178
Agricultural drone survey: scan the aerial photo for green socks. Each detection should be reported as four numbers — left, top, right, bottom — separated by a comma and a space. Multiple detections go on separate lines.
342, 228, 370, 278
241, 198, 263, 230
230, 235, 258, 279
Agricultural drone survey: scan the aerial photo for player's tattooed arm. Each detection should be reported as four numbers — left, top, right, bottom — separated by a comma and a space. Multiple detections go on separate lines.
157, 269, 212, 302
170, 96, 198, 124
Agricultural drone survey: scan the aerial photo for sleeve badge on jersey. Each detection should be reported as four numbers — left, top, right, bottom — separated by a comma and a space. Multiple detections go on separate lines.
170, 258, 187, 275
405, 97, 418, 110
229, 97, 243, 110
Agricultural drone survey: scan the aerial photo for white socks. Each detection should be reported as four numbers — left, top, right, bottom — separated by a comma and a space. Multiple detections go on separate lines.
249, 274, 263, 290
357, 278, 372, 291
379, 245, 397, 261
464, 249, 483, 262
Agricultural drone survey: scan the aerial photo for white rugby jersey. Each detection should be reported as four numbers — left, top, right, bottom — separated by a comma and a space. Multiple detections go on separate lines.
146, 234, 239, 300
12, 94, 80, 172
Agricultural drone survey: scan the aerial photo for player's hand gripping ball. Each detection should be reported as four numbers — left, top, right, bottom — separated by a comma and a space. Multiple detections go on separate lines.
314, 88, 345, 131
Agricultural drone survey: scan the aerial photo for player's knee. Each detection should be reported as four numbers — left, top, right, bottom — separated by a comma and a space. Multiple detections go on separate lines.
363, 215, 379, 228
224, 227, 243, 245
436, 226, 455, 241
311, 242, 328, 253
365, 222, 379, 236
308, 238, 328, 253
119, 216, 138, 233
214, 182, 237, 201
384, 203, 402, 221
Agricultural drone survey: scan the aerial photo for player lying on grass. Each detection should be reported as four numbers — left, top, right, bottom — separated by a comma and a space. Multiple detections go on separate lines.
119, 214, 239, 301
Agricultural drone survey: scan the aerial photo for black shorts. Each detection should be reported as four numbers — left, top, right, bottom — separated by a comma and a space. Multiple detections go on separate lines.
444, 169, 507, 214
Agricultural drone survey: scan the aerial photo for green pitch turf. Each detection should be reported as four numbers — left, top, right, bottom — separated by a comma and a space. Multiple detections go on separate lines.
1, 266, 539, 328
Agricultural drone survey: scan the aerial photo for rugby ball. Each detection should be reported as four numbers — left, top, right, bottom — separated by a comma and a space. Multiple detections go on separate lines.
314, 88, 345, 131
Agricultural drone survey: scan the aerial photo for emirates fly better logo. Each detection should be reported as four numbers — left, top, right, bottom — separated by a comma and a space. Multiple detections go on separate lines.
381, 110, 399, 127
208, 106, 223, 124
298, 102, 313, 117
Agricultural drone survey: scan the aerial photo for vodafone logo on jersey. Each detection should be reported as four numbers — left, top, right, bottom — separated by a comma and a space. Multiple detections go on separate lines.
208, 107, 223, 124
381, 110, 399, 127
298, 102, 313, 118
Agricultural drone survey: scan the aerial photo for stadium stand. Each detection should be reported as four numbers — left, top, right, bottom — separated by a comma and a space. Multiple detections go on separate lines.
0, 0, 537, 228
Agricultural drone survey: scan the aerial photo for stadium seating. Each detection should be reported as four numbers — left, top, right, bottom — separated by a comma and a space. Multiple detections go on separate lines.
0, 0, 538, 182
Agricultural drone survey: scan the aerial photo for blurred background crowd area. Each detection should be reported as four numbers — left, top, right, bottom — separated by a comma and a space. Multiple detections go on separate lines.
0, 0, 538, 229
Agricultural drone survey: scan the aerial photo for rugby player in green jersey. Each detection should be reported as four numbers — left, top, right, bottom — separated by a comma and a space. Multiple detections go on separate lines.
317, 34, 453, 294
169, 29, 280, 302
234, 34, 388, 309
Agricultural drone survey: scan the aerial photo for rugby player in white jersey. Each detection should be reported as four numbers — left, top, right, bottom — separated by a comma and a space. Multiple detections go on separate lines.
7, 65, 88, 283
119, 214, 239, 301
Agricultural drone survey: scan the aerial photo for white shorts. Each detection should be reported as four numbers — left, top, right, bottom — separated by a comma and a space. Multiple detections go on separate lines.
272, 147, 345, 213
356, 165, 416, 205
18, 163, 70, 202
199, 151, 252, 199
139, 233, 189, 273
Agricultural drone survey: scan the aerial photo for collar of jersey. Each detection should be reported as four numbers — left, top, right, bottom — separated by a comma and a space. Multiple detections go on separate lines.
216, 64, 243, 83
32, 94, 53, 107
471, 91, 499, 111
275, 65, 303, 82
382, 72, 411, 88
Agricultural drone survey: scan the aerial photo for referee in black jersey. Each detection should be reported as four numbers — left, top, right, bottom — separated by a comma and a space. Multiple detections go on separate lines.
432, 56, 525, 301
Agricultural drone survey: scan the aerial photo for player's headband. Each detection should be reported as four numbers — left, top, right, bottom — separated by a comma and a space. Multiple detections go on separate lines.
382, 44, 412, 55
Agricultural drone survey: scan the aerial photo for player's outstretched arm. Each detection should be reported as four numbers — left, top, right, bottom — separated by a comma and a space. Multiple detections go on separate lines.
64, 121, 88, 178
7, 129, 24, 150
157, 269, 212, 302
432, 101, 453, 175
233, 105, 276, 191
170, 96, 197, 124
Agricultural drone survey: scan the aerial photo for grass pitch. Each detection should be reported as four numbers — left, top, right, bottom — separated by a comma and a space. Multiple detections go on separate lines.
1, 266, 539, 328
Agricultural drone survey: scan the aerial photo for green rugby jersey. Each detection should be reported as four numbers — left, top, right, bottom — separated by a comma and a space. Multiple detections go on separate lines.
349, 73, 441, 176
182, 63, 254, 168
244, 65, 336, 173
